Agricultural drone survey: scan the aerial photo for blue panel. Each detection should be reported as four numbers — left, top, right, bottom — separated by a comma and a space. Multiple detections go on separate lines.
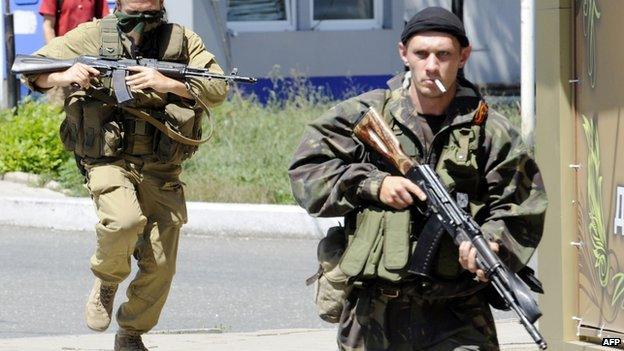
11, 0, 45, 98
15, 0, 39, 5
236, 75, 393, 104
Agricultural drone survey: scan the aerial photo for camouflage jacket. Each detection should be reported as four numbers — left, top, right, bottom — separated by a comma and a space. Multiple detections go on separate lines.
289, 78, 547, 277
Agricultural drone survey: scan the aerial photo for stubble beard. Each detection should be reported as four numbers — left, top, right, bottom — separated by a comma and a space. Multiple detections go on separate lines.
413, 81, 444, 99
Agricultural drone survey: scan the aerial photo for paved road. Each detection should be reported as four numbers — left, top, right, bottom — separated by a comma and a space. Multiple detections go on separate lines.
0, 225, 329, 338
0, 225, 519, 339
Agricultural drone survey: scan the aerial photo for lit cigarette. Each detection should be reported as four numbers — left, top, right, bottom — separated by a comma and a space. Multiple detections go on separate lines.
434, 79, 447, 93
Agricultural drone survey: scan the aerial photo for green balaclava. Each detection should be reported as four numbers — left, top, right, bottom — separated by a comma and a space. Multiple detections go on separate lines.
115, 10, 165, 46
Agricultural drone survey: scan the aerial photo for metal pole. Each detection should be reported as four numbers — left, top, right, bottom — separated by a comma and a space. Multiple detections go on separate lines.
452, 0, 464, 23
4, 0, 18, 108
521, 0, 536, 149
452, 0, 464, 79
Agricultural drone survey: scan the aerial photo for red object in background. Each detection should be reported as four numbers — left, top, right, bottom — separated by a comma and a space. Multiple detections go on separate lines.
39, 0, 110, 36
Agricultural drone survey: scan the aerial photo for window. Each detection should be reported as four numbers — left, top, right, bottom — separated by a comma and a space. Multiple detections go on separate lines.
311, 0, 383, 31
227, 0, 296, 32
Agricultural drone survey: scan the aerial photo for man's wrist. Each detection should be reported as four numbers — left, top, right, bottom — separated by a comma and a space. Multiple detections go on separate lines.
35, 72, 58, 89
357, 170, 390, 203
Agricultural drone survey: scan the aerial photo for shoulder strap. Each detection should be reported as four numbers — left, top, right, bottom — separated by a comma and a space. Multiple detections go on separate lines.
157, 23, 188, 62
122, 106, 207, 146
99, 15, 123, 59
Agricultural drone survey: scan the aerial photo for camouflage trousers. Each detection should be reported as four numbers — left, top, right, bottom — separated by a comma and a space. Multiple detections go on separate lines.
337, 284, 498, 351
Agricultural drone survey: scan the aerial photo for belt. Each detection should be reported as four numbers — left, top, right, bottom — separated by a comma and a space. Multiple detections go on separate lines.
354, 279, 434, 299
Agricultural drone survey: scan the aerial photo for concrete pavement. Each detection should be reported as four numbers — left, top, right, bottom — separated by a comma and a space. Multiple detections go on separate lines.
0, 321, 540, 351
0, 174, 540, 350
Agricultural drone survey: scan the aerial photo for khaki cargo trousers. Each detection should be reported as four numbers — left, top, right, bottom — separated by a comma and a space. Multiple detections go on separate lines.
86, 159, 187, 334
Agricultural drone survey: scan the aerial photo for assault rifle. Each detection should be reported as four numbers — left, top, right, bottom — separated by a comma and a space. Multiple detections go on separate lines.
11, 54, 257, 104
353, 107, 547, 350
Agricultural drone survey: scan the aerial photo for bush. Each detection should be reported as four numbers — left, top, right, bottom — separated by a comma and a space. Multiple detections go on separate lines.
0, 99, 70, 176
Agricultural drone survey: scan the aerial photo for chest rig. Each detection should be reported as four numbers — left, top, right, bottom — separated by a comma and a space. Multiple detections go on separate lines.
60, 16, 205, 165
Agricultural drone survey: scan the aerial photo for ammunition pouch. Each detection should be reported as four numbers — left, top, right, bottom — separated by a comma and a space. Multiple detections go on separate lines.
61, 90, 123, 159
339, 208, 413, 284
152, 101, 204, 164
307, 226, 352, 323
435, 125, 482, 198
123, 117, 155, 156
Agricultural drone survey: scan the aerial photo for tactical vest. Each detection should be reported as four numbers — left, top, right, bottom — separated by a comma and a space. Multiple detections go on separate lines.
60, 15, 205, 165
337, 89, 488, 297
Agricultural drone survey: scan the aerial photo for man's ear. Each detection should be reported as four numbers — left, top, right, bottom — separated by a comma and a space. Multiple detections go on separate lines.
398, 41, 408, 65
459, 45, 472, 68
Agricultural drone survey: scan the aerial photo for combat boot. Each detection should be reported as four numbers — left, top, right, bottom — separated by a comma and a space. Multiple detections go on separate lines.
85, 278, 118, 331
115, 329, 148, 351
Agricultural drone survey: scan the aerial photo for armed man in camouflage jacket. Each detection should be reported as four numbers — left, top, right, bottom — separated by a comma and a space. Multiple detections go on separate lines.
289, 7, 547, 351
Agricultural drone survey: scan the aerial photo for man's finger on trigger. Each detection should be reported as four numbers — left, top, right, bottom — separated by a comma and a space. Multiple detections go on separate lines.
404, 180, 426, 201
85, 65, 100, 75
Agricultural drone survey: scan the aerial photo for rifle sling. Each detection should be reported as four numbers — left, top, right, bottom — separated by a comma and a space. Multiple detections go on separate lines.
89, 87, 207, 147
122, 106, 207, 146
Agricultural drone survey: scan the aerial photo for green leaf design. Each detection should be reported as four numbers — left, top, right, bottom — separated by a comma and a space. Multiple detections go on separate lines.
612, 273, 624, 308
582, 115, 610, 287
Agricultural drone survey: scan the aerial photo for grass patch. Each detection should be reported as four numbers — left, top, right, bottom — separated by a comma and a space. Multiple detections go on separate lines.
181, 86, 332, 204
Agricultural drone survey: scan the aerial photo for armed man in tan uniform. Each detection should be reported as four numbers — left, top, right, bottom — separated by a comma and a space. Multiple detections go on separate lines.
22, 0, 227, 349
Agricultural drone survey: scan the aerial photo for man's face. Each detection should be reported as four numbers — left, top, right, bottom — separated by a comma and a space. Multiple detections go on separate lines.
116, 0, 163, 14
398, 31, 471, 98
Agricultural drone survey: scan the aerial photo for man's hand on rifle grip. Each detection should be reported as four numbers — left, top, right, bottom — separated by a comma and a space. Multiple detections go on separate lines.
36, 63, 100, 89
379, 176, 427, 210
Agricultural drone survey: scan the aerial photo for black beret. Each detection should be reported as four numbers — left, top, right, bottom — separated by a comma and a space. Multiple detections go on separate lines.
401, 7, 469, 47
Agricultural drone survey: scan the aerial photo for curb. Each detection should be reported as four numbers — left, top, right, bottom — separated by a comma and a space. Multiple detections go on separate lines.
0, 173, 340, 239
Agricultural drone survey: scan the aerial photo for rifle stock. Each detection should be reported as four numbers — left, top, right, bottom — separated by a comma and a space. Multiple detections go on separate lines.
11, 55, 77, 75
353, 107, 548, 350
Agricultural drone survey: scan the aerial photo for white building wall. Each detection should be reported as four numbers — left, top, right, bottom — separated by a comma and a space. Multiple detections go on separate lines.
170, 0, 520, 86
228, 0, 405, 79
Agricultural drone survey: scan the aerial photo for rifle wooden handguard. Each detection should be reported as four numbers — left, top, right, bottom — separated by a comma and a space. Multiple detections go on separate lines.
353, 107, 415, 175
